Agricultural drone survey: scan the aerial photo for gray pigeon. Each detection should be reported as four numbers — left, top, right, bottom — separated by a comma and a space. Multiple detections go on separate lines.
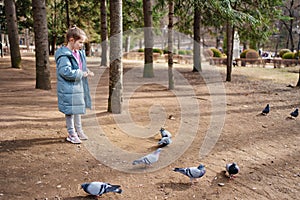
132, 148, 162, 166
81, 182, 122, 197
160, 128, 172, 138
226, 162, 240, 179
173, 164, 206, 183
158, 137, 172, 146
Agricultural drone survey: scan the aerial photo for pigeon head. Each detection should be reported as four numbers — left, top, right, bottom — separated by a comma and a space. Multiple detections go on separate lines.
198, 164, 205, 170
81, 183, 88, 190
160, 127, 165, 132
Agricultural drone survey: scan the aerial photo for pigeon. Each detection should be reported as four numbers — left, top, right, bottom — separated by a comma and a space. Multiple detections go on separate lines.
132, 148, 162, 166
160, 128, 172, 138
158, 137, 172, 146
262, 104, 270, 115
173, 164, 206, 184
290, 108, 298, 118
81, 182, 122, 197
226, 162, 240, 179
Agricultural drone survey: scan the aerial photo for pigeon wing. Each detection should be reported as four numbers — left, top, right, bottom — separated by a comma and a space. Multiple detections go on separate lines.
133, 149, 161, 165
186, 167, 205, 178
81, 182, 106, 196
158, 137, 172, 145
174, 167, 205, 178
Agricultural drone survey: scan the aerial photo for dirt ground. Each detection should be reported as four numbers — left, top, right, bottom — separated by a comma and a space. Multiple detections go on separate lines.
0, 53, 299, 200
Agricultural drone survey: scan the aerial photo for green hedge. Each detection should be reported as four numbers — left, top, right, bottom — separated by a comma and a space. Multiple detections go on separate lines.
282, 52, 295, 59
279, 49, 291, 58
210, 48, 223, 57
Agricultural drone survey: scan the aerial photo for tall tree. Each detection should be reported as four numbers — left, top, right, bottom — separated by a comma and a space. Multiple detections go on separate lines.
65, 0, 70, 27
168, 0, 174, 89
32, 0, 51, 90
143, 0, 154, 78
48, 0, 57, 55
225, 21, 234, 82
100, 0, 108, 67
108, 0, 123, 113
297, 70, 300, 87
192, 4, 201, 72
280, 0, 300, 51
4, 0, 22, 69
201, 0, 281, 81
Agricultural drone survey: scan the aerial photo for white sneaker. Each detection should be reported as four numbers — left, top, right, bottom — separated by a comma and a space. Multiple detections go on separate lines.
66, 134, 82, 144
78, 132, 88, 140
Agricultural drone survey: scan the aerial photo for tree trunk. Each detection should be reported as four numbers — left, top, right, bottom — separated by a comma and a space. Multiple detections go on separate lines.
124, 36, 130, 52
32, 0, 51, 90
168, 0, 174, 90
100, 0, 108, 67
108, 0, 123, 113
226, 21, 234, 82
4, 0, 21, 69
143, 0, 154, 77
192, 6, 201, 72
49, 0, 57, 56
297, 69, 300, 87
65, 0, 70, 27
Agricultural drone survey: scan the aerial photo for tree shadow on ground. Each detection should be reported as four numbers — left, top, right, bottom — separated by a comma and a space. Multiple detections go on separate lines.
0, 137, 66, 153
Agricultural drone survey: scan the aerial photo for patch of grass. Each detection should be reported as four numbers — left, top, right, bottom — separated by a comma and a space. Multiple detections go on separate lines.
231, 66, 299, 84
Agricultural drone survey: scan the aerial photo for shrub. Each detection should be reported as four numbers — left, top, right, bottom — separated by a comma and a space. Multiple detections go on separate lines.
240, 49, 250, 58
279, 49, 291, 58
186, 50, 193, 55
210, 48, 223, 57
293, 50, 300, 59
204, 48, 213, 57
282, 52, 295, 59
246, 49, 259, 59
178, 50, 186, 55
163, 48, 168, 54
153, 48, 163, 55
138, 48, 163, 55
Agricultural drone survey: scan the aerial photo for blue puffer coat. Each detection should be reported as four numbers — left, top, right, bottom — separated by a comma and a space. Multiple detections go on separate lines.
55, 46, 92, 115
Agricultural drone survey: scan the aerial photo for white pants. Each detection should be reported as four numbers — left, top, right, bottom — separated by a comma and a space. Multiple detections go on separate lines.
65, 114, 83, 135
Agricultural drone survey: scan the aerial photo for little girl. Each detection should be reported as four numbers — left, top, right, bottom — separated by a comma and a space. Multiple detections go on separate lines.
55, 26, 94, 144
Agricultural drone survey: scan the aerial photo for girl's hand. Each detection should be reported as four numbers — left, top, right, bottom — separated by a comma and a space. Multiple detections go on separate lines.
87, 70, 94, 77
88, 71, 94, 77
83, 72, 89, 77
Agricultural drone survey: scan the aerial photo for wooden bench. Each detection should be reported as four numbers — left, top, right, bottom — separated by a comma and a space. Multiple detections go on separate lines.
272, 58, 298, 68
164, 54, 193, 64
123, 52, 161, 61
208, 57, 227, 65
235, 58, 265, 67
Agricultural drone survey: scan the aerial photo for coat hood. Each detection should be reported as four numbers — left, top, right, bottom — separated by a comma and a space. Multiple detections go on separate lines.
55, 46, 73, 62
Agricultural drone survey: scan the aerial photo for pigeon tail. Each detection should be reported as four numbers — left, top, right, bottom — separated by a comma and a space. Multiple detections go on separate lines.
173, 168, 186, 174
226, 163, 240, 177
106, 185, 122, 194
262, 104, 270, 115
290, 108, 299, 118
158, 137, 172, 146
132, 159, 144, 165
